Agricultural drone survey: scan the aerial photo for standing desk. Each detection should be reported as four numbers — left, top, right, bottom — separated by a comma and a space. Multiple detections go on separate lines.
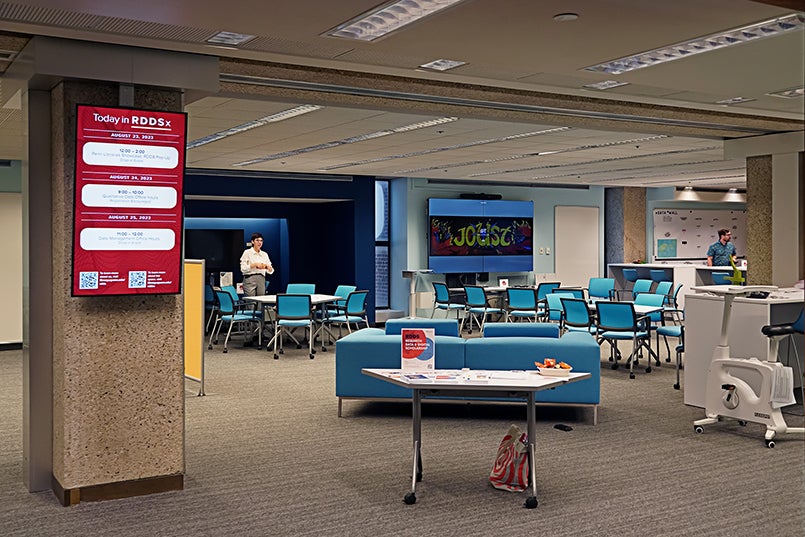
362, 368, 591, 509
243, 294, 340, 350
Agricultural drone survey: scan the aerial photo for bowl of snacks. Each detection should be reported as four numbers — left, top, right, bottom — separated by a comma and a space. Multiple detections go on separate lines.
534, 358, 572, 377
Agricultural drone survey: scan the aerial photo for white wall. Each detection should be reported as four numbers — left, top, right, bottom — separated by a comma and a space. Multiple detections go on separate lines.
0, 193, 22, 343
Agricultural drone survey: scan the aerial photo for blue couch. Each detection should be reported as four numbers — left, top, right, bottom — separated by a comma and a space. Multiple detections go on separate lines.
335, 318, 601, 424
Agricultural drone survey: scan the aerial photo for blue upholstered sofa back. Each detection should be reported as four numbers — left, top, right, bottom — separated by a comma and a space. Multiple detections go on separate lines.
482, 322, 559, 338
384, 318, 460, 337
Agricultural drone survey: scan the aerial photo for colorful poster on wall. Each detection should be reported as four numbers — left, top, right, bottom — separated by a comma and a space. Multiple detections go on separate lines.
401, 328, 436, 371
72, 105, 187, 296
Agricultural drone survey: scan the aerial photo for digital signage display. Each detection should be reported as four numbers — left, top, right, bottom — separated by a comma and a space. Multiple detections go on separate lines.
72, 105, 187, 296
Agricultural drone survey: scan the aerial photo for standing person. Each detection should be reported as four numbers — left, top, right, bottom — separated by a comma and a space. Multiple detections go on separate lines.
706, 228, 737, 266
240, 232, 274, 296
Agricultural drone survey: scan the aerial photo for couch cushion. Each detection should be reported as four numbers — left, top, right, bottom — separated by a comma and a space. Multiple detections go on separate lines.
464, 331, 600, 404
384, 318, 460, 337
482, 322, 559, 338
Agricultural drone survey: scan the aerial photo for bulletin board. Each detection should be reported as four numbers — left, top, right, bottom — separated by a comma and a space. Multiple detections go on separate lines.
653, 209, 746, 260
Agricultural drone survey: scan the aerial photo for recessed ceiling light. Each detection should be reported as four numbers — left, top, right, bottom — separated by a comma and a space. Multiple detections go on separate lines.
419, 59, 467, 71
553, 13, 579, 22
187, 105, 322, 149
206, 31, 256, 46
583, 80, 630, 90
584, 13, 804, 74
766, 85, 805, 98
715, 96, 756, 105
326, 0, 468, 41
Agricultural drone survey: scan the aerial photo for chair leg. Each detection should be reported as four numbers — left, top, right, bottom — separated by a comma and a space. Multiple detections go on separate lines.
273, 323, 280, 359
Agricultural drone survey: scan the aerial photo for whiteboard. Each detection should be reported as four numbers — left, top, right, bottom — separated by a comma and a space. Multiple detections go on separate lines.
653, 208, 746, 260
555, 206, 599, 286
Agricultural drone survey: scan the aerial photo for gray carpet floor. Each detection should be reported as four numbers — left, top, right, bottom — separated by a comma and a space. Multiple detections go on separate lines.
0, 335, 803, 536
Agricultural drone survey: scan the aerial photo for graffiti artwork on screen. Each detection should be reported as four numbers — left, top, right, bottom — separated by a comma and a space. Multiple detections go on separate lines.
430, 217, 532, 256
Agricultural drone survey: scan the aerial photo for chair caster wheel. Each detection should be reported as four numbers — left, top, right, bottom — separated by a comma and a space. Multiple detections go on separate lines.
611, 363, 618, 370
738, 420, 747, 426
629, 373, 635, 379
645, 366, 652, 373
309, 354, 315, 359
207, 345, 213, 350
694, 425, 704, 434
765, 439, 775, 448
223, 348, 228, 354
403, 492, 416, 505
273, 354, 279, 360
524, 496, 538, 509
296, 344, 302, 349
280, 349, 284, 355
321, 347, 327, 352
673, 383, 680, 390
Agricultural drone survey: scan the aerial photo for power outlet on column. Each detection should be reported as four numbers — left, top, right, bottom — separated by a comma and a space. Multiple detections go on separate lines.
546, 247, 551, 255
539, 247, 545, 255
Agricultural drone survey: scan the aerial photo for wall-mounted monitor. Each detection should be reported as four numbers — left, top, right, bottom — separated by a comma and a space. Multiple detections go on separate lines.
428, 198, 533, 273
71, 104, 187, 296
184, 229, 245, 274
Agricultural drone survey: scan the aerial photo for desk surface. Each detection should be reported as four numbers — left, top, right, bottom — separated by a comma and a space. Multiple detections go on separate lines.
243, 294, 340, 305
362, 368, 590, 392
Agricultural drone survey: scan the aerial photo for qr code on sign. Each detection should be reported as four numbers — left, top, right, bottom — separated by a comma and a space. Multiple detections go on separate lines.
128, 271, 147, 289
79, 271, 99, 290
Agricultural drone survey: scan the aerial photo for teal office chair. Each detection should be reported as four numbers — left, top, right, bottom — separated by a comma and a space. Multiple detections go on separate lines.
596, 301, 653, 379
535, 282, 561, 319
711, 272, 731, 285
286, 283, 316, 294
587, 277, 615, 302
505, 287, 539, 322
656, 320, 685, 389
633, 292, 666, 368
462, 285, 503, 334
431, 281, 464, 319
553, 287, 585, 299
208, 289, 260, 354
204, 283, 217, 333
322, 290, 370, 343
653, 281, 673, 300
619, 278, 653, 301
273, 294, 315, 360
559, 298, 598, 336
622, 268, 639, 283
544, 292, 575, 324
649, 269, 668, 283
321, 284, 357, 319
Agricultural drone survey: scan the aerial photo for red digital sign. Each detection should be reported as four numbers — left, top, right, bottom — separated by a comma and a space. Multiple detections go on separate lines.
72, 105, 187, 296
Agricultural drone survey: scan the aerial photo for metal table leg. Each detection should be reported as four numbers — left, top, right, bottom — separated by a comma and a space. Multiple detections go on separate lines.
525, 391, 539, 509
404, 389, 422, 505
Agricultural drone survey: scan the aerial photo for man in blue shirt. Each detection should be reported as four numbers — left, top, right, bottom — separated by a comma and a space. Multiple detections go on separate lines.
706, 228, 737, 266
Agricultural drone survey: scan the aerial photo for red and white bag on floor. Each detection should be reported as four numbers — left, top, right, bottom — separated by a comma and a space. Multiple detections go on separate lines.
489, 424, 529, 492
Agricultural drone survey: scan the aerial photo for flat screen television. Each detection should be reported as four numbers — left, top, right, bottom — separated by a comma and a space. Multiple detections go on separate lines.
428, 198, 533, 273
184, 229, 245, 274
71, 104, 187, 296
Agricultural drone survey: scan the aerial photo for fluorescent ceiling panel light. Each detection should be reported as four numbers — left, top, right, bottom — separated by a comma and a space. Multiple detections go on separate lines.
206, 31, 255, 46
233, 116, 458, 167
419, 59, 467, 71
583, 80, 630, 90
584, 13, 805, 75
326, 0, 468, 41
715, 96, 755, 105
187, 105, 322, 149
766, 85, 805, 98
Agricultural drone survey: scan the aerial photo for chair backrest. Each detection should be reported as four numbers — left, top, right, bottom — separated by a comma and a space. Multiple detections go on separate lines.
276, 294, 313, 320
793, 308, 804, 334
711, 272, 731, 285
221, 285, 239, 302
669, 283, 684, 306
654, 281, 673, 297
545, 292, 574, 321
333, 284, 357, 299
553, 287, 585, 299
535, 282, 561, 300
432, 282, 451, 303
631, 279, 654, 298
344, 290, 369, 316
463, 285, 488, 308
204, 284, 216, 306
596, 301, 637, 331
561, 298, 593, 328
633, 292, 666, 323
622, 269, 639, 282
506, 287, 537, 310
588, 277, 615, 299
286, 283, 316, 294
214, 289, 236, 315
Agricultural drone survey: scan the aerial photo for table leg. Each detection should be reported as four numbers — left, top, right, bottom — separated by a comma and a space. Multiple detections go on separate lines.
525, 392, 538, 509
404, 389, 422, 505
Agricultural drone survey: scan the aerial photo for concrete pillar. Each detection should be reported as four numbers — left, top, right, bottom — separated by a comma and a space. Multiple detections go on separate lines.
605, 187, 646, 264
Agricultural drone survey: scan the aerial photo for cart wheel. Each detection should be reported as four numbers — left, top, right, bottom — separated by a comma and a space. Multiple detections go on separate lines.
524, 496, 538, 509
403, 492, 416, 505
694, 425, 704, 434
738, 420, 747, 426
765, 439, 775, 449
673, 383, 680, 390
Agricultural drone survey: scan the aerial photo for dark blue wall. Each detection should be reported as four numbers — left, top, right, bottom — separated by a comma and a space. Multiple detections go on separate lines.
183, 172, 376, 322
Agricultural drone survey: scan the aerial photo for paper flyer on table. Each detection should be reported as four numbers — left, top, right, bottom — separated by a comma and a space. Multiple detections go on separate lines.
401, 328, 435, 371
